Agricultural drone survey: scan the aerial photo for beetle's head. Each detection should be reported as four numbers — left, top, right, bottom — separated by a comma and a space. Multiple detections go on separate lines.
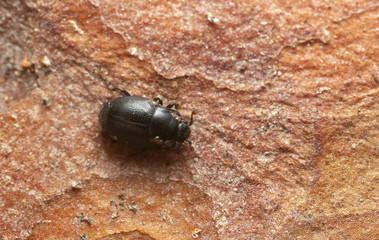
177, 122, 191, 142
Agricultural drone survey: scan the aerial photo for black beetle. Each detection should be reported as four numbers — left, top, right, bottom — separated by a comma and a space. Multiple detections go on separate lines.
99, 89, 193, 150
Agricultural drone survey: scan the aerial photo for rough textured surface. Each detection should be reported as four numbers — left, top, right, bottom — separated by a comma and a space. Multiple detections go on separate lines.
28, 176, 217, 239
0, 0, 378, 239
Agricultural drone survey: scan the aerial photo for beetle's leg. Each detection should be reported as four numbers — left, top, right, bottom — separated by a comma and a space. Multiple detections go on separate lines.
189, 111, 195, 126
167, 103, 179, 109
172, 142, 183, 150
153, 97, 163, 106
112, 88, 131, 96
185, 139, 193, 150
165, 141, 184, 151
101, 132, 118, 143
151, 136, 164, 145
159, 140, 177, 150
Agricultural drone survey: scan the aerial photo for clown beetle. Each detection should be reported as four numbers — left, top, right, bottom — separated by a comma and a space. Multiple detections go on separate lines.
99, 89, 194, 150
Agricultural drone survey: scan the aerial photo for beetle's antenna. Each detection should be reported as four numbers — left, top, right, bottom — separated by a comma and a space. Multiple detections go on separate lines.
111, 87, 131, 96
189, 111, 195, 126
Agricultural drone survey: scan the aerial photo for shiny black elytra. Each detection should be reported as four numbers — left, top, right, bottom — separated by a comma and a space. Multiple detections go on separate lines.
99, 89, 193, 150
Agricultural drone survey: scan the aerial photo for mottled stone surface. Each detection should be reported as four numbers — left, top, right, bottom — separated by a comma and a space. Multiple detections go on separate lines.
0, 0, 378, 239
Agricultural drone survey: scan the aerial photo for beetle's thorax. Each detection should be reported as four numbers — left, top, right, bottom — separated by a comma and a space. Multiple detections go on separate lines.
148, 106, 182, 141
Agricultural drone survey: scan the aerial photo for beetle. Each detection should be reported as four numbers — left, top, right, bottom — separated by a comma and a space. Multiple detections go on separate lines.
99, 89, 194, 150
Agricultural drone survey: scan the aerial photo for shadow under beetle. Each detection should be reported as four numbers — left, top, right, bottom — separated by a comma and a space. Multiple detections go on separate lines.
99, 89, 194, 150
